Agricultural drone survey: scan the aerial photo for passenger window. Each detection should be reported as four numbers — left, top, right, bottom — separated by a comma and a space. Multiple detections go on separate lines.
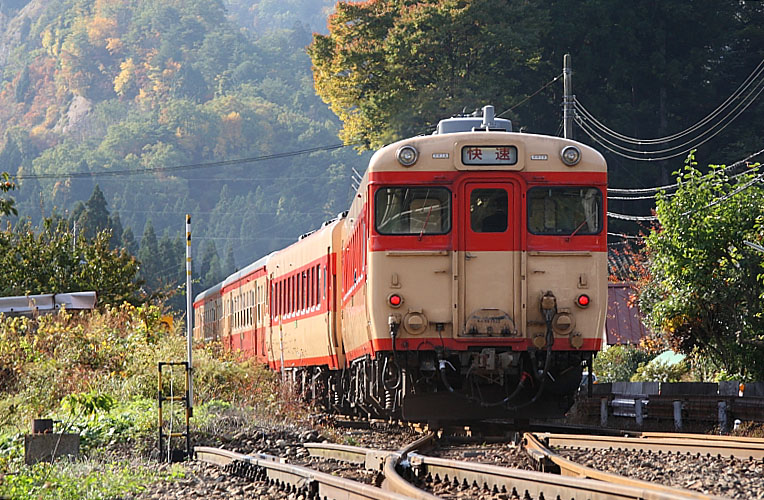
527, 187, 603, 235
375, 187, 451, 235
470, 189, 508, 233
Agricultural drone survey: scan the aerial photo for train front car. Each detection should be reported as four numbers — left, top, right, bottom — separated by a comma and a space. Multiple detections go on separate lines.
341, 106, 607, 421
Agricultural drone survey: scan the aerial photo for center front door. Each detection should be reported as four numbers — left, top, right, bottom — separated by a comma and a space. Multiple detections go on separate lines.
458, 182, 519, 337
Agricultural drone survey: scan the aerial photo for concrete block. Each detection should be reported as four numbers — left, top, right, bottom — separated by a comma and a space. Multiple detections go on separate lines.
24, 434, 80, 465
661, 382, 717, 396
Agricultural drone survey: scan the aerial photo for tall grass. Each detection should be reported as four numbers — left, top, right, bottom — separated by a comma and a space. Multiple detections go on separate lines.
0, 303, 297, 499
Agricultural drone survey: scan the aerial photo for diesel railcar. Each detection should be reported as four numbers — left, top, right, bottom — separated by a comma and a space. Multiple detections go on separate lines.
194, 106, 607, 421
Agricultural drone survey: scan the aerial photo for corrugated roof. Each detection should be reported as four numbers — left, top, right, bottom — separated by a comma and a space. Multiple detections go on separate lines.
606, 283, 650, 345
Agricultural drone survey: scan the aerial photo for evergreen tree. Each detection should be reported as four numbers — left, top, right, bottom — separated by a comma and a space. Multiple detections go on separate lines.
199, 240, 220, 288
138, 220, 160, 290
108, 212, 124, 250
76, 185, 111, 241
14, 66, 30, 104
205, 254, 223, 290
122, 227, 138, 256
224, 243, 236, 275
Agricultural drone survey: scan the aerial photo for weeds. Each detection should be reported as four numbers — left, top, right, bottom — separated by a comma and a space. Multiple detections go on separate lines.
0, 303, 302, 499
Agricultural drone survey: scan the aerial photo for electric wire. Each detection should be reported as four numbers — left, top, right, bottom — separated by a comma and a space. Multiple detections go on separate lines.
576, 58, 764, 145
575, 75, 764, 158
13, 143, 352, 180
575, 77, 764, 162
608, 147, 764, 194
496, 73, 563, 118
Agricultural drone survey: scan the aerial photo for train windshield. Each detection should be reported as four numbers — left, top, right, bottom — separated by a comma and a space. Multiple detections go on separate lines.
375, 187, 451, 235
527, 187, 603, 235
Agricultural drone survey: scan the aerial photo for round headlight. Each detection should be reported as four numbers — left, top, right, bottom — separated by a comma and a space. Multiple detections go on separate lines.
396, 145, 418, 167
561, 145, 581, 166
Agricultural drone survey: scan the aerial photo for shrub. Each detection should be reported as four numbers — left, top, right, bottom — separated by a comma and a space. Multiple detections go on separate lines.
631, 359, 689, 382
593, 345, 655, 382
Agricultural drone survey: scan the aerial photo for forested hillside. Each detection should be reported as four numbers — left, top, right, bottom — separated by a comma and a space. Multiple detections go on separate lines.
0, 0, 363, 297
0, 0, 762, 302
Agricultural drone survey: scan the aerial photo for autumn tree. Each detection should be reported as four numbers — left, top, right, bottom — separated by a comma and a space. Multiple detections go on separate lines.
638, 154, 764, 380
308, 0, 550, 149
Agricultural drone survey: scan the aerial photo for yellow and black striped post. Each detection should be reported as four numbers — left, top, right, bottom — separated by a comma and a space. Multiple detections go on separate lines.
185, 214, 194, 415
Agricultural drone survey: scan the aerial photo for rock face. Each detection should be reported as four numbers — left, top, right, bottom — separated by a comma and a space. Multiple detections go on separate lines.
61, 95, 92, 134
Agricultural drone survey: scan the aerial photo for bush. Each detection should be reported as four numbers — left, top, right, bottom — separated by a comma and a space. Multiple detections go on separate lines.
593, 345, 655, 382
631, 359, 689, 382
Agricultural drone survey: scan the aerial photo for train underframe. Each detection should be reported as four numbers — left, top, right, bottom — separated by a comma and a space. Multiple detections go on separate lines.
287, 347, 593, 422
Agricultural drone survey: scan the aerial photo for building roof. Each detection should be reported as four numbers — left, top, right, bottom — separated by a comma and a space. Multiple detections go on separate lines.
606, 282, 650, 345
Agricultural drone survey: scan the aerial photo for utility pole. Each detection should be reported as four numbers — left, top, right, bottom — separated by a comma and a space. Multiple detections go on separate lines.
563, 53, 573, 139
185, 214, 194, 416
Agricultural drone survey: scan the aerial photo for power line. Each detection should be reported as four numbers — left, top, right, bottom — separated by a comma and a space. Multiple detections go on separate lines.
497, 73, 563, 118
608, 147, 764, 194
575, 58, 764, 146
607, 212, 658, 221
575, 76, 764, 162
14, 143, 352, 180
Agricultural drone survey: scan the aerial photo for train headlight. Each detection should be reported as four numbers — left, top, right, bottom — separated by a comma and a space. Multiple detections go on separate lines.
561, 145, 581, 166
576, 294, 590, 308
396, 145, 419, 167
388, 293, 403, 308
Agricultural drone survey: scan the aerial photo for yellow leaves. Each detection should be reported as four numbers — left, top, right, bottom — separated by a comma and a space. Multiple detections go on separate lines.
106, 37, 124, 55
87, 16, 118, 45
214, 111, 244, 157
113, 58, 135, 97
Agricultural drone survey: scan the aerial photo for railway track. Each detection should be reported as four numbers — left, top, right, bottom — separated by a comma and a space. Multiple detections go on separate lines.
194, 428, 749, 499
195, 445, 416, 500
534, 431, 764, 460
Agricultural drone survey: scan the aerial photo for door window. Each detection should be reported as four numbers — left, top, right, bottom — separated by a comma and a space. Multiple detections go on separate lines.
470, 188, 508, 233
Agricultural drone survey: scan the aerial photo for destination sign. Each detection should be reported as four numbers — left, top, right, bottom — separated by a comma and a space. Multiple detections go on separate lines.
461, 145, 518, 165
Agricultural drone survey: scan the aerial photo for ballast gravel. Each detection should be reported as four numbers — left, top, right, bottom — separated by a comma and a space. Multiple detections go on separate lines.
559, 447, 764, 499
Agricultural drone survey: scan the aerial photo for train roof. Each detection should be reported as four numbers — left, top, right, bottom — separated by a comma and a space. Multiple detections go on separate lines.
194, 281, 222, 303
366, 105, 605, 175
221, 252, 275, 289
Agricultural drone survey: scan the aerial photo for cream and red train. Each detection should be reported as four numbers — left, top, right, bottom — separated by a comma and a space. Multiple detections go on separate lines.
193, 106, 607, 421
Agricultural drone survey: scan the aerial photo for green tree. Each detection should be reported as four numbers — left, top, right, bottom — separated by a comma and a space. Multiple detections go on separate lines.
593, 345, 655, 383
108, 212, 124, 250
74, 185, 111, 241
0, 218, 142, 305
122, 226, 138, 256
0, 172, 17, 218
639, 154, 764, 380
308, 0, 550, 149
223, 243, 236, 276
138, 220, 161, 290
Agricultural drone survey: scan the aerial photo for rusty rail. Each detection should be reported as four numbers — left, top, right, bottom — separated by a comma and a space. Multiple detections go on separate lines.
194, 446, 413, 500
538, 431, 764, 460
523, 433, 727, 500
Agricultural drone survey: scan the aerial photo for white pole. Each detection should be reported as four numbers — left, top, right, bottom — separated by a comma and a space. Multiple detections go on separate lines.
563, 53, 573, 139
186, 214, 194, 413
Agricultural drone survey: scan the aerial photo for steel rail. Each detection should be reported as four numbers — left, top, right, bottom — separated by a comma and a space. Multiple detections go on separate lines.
381, 432, 441, 500
539, 432, 764, 460
194, 446, 413, 500
523, 433, 728, 500
304, 442, 391, 471
408, 449, 697, 500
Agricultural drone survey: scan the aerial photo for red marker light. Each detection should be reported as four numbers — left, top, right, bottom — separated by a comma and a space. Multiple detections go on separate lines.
389, 294, 402, 307
577, 294, 590, 307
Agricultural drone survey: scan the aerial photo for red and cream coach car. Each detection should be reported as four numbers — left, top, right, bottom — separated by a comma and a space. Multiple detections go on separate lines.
194, 105, 606, 421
